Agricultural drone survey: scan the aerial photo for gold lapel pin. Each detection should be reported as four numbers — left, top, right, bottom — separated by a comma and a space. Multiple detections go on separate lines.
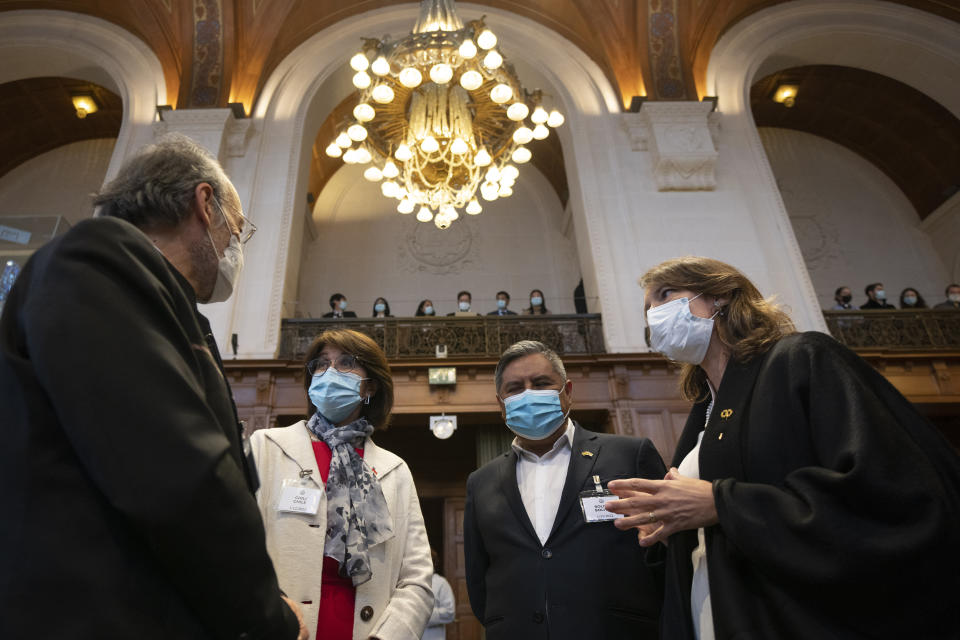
581, 451, 594, 457
720, 409, 733, 420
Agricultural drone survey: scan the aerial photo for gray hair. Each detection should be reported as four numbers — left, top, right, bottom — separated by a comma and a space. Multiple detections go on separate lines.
93, 133, 230, 230
495, 340, 567, 392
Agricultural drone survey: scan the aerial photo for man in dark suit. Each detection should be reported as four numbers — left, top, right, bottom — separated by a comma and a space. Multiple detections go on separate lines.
487, 290, 517, 316
323, 292, 358, 317
934, 283, 960, 309
464, 340, 665, 640
859, 282, 895, 309
0, 134, 306, 639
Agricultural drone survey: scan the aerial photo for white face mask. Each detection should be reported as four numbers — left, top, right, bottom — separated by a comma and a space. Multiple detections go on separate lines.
645, 293, 717, 365
204, 201, 244, 303
949, 293, 960, 304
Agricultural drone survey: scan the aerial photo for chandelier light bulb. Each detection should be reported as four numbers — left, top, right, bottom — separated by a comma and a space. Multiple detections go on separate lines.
532, 123, 550, 140
399, 67, 423, 88
502, 165, 519, 181
434, 214, 451, 230
325, 143, 343, 158
350, 52, 369, 72
531, 105, 549, 124
381, 181, 400, 198
450, 138, 469, 155
395, 144, 413, 161
483, 50, 503, 70
371, 56, 390, 76
353, 103, 375, 122
512, 146, 532, 163
480, 182, 499, 201
498, 184, 514, 197
547, 110, 565, 127
342, 148, 358, 164
347, 124, 368, 141
363, 167, 383, 182
513, 126, 533, 144
500, 175, 515, 188
336, 132, 352, 148
507, 102, 529, 121
447, 207, 459, 221
420, 136, 440, 153
477, 29, 497, 50
355, 147, 372, 164
474, 148, 492, 166
382, 159, 399, 178
466, 199, 482, 215
490, 83, 512, 104
430, 63, 454, 85
485, 166, 501, 183
397, 199, 415, 214
459, 70, 483, 91
416, 206, 433, 222
459, 39, 478, 59
371, 84, 395, 104
352, 71, 371, 89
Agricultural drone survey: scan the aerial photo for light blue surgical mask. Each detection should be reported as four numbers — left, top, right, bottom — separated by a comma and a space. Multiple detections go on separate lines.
424, 305, 434, 315
308, 368, 366, 424
903, 295, 918, 306
502, 388, 569, 440
459, 301, 471, 312
338, 300, 348, 311
530, 296, 543, 307
374, 303, 386, 313
497, 299, 507, 309
875, 289, 886, 301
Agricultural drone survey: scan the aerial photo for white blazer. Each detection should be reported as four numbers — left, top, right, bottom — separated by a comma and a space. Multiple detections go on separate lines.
250, 422, 434, 640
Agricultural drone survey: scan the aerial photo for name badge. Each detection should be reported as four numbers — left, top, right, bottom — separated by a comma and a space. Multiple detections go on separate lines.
579, 474, 624, 523
277, 473, 321, 515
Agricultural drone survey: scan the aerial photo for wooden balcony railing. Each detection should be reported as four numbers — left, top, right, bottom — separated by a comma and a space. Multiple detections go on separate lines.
279, 314, 605, 360
823, 309, 960, 351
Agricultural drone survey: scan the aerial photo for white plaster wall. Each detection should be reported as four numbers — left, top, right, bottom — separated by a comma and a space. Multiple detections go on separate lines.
759, 127, 950, 308
297, 162, 581, 317
0, 139, 115, 224
922, 192, 960, 285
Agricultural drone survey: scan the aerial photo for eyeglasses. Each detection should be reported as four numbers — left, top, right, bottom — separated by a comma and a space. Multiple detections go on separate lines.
213, 197, 257, 245
306, 353, 362, 376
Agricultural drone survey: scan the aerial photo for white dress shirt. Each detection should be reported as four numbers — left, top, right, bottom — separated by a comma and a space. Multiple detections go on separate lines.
512, 419, 575, 545
422, 572, 455, 640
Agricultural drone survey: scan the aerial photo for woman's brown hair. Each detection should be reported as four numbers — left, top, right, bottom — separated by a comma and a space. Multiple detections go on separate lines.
640, 256, 796, 402
302, 329, 394, 430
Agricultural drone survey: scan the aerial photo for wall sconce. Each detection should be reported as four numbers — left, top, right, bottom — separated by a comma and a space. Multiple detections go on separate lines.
71, 93, 99, 119
772, 84, 799, 108
430, 414, 457, 440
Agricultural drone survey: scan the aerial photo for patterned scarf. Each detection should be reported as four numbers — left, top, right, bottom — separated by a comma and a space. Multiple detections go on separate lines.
307, 413, 394, 586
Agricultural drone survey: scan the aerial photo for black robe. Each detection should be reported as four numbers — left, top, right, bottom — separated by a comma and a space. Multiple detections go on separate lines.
662, 332, 960, 640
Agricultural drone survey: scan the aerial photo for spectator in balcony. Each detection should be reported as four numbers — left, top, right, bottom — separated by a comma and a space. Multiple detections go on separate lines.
605, 256, 960, 640
372, 296, 392, 318
831, 286, 853, 310
251, 329, 434, 640
934, 283, 960, 310
859, 282, 895, 309
899, 287, 927, 309
416, 299, 436, 316
522, 289, 551, 315
447, 290, 479, 316
323, 293, 357, 318
488, 290, 517, 316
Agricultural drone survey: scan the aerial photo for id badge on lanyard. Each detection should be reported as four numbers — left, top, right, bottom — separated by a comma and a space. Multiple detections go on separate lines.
579, 474, 624, 523
276, 469, 322, 515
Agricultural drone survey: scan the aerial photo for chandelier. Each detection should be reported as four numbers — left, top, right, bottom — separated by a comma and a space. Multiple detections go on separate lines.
324, 0, 564, 230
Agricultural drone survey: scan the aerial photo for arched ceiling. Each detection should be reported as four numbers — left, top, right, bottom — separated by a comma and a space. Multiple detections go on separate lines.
752, 65, 960, 219
0, 77, 122, 178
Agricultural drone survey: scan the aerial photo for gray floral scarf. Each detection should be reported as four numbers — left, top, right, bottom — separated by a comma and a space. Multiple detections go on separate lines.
307, 413, 394, 586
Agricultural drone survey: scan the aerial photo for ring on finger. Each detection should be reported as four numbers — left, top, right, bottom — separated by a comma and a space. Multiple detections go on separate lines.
647, 511, 657, 523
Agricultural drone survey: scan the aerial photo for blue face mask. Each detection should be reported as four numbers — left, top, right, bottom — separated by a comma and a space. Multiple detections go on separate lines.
903, 295, 917, 306
875, 290, 886, 301
308, 368, 366, 424
502, 389, 569, 440
497, 299, 507, 309
531, 296, 543, 307
423, 305, 434, 315
459, 301, 471, 311
374, 303, 386, 313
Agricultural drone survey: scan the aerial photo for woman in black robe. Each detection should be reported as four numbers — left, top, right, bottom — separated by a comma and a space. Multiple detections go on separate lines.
607, 256, 960, 640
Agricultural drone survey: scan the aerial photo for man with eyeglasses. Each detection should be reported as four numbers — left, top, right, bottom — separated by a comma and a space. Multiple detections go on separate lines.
463, 340, 666, 640
0, 134, 307, 640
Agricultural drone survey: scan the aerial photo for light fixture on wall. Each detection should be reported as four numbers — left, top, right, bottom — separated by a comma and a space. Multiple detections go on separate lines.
326, 0, 564, 230
430, 414, 457, 439
772, 84, 799, 108
71, 93, 99, 119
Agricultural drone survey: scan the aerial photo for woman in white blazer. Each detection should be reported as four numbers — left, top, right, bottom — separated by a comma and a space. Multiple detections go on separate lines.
250, 329, 433, 640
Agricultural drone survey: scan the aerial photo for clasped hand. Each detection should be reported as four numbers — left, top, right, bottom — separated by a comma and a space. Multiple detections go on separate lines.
605, 468, 719, 546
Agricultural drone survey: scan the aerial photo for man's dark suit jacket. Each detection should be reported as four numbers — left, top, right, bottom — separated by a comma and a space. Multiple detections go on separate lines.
486, 309, 517, 315
322, 310, 357, 318
464, 422, 666, 640
0, 218, 297, 639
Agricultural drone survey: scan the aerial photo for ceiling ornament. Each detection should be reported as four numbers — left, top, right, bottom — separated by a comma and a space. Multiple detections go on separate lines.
325, 0, 564, 230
